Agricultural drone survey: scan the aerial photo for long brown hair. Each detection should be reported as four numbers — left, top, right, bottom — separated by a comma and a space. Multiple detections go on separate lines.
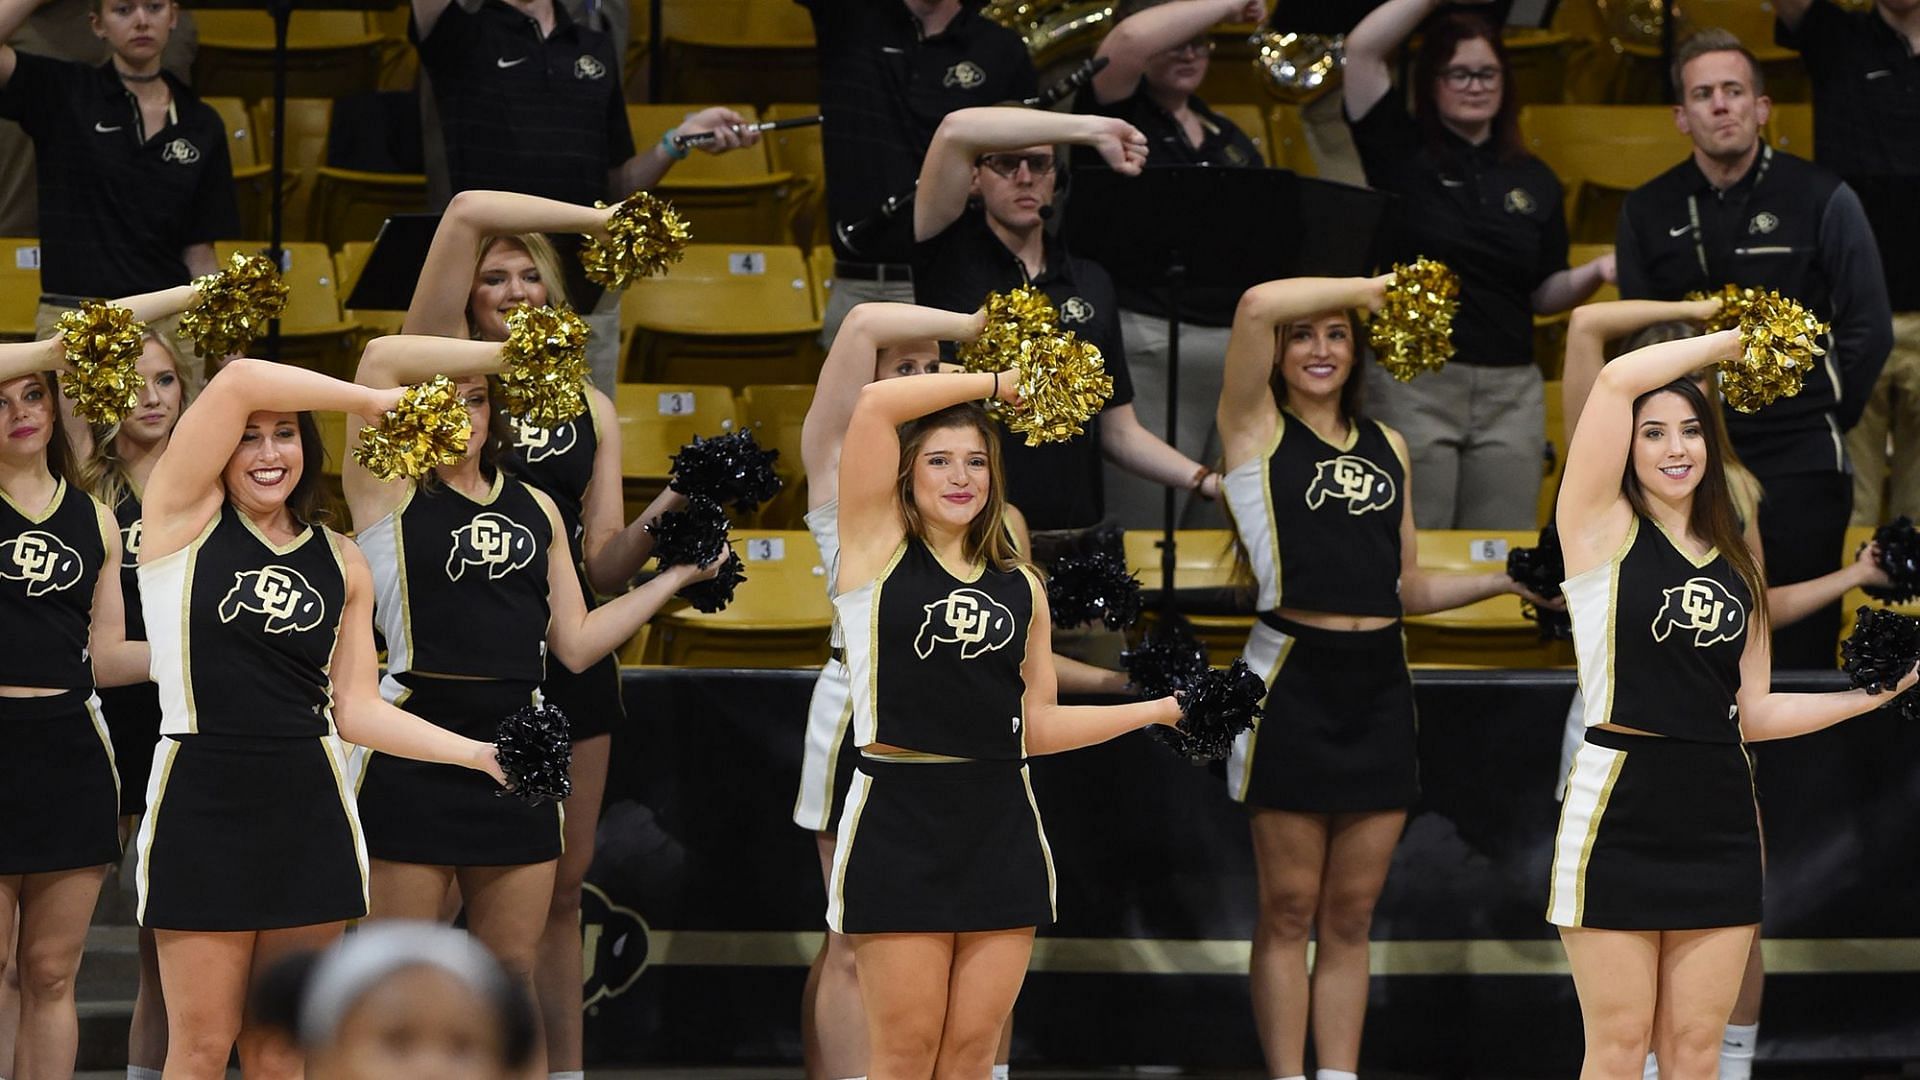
895, 403, 1022, 573
1412, 12, 1525, 162
81, 332, 191, 511
1622, 378, 1768, 626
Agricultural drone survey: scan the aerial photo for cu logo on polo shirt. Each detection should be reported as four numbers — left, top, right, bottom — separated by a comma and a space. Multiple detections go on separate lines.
943, 61, 986, 89
1748, 212, 1780, 235
160, 138, 200, 165
1305, 456, 1396, 515
575, 55, 608, 80
1059, 296, 1094, 324
514, 418, 579, 463
1505, 188, 1537, 214
0, 531, 84, 596
1651, 577, 1747, 647
446, 513, 537, 581
915, 588, 1017, 660
219, 566, 326, 634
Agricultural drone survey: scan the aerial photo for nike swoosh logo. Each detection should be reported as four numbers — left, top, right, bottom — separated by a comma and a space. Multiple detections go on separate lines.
496, 56, 528, 68
1440, 178, 1465, 188
94, 122, 122, 133
1669, 224, 1692, 237
1866, 70, 1893, 79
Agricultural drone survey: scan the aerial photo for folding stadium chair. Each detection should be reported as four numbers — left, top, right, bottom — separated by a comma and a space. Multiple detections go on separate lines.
192, 11, 382, 101
1405, 530, 1569, 667
627, 104, 798, 245
763, 103, 826, 249
0, 238, 41, 340
214, 241, 358, 376
622, 244, 822, 389
1503, 28, 1575, 106
249, 98, 333, 248
807, 246, 834, 326
313, 409, 350, 519
203, 97, 259, 167
1519, 105, 1692, 242
737, 383, 814, 529
1838, 525, 1920, 665
1768, 103, 1814, 159
1211, 104, 1273, 166
202, 96, 277, 238
1122, 529, 1254, 662
309, 168, 427, 250
333, 241, 406, 342
640, 530, 835, 667
1595, 0, 1808, 104
614, 382, 739, 520
658, 0, 819, 108
1267, 105, 1316, 175
369, 2, 419, 92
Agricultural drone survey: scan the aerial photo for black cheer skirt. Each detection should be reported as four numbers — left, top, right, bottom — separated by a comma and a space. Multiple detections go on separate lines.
1226, 614, 1419, 812
136, 733, 367, 930
1548, 727, 1762, 930
355, 675, 561, 866
98, 682, 162, 815
792, 656, 861, 834
827, 756, 1055, 935
541, 651, 623, 743
0, 691, 121, 874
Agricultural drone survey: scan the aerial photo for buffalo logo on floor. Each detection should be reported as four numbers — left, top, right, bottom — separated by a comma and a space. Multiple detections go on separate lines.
915, 588, 1017, 660
219, 566, 325, 634
1306, 455, 1396, 515
514, 418, 579, 463
581, 882, 652, 1008
1651, 577, 1746, 647
446, 513, 537, 581
0, 531, 84, 596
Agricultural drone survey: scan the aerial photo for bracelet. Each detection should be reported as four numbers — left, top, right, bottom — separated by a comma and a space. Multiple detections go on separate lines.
660, 129, 689, 161
990, 371, 999, 401
1190, 465, 1215, 498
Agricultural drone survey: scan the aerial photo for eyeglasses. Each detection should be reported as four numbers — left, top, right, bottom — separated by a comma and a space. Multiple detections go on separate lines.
976, 153, 1057, 179
1167, 37, 1216, 57
1440, 66, 1503, 90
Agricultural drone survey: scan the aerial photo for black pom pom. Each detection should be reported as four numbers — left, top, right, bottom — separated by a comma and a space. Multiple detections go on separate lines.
1508, 524, 1572, 642
495, 703, 574, 804
669, 430, 783, 515
1046, 548, 1142, 631
1840, 606, 1920, 717
646, 495, 732, 569
1155, 657, 1265, 763
680, 548, 747, 613
1122, 616, 1211, 698
1865, 517, 1920, 605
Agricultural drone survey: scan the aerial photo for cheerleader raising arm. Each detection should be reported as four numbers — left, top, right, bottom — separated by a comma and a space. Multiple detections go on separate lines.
1217, 275, 1389, 470
344, 333, 515, 525
403, 190, 616, 339
0, 284, 203, 382
1020, 588, 1180, 755
1561, 298, 1722, 440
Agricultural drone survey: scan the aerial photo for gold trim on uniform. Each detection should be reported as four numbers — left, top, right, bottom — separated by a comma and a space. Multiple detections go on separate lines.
134, 738, 182, 924
1018, 764, 1058, 922
321, 735, 371, 911
825, 770, 875, 933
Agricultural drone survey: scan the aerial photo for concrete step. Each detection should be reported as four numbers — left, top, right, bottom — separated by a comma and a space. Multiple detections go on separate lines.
76, 997, 133, 1072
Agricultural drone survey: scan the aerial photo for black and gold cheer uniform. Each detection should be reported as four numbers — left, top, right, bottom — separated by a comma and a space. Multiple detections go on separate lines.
97, 488, 161, 814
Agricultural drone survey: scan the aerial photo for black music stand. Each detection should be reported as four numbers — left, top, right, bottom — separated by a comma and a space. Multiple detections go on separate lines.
345, 213, 607, 313
1063, 166, 1389, 606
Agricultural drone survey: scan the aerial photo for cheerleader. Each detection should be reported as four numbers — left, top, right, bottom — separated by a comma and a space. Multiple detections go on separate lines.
1213, 276, 1557, 1080
831, 367, 1178, 1079
0, 321, 162, 1077
120, 354, 509, 1080
1553, 328, 1916, 1079
399, 191, 686, 1075
343, 330, 718, 1055
1554, 299, 1897, 1080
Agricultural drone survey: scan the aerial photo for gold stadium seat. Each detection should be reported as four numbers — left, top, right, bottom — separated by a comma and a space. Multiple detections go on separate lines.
1191, 21, 1265, 106
638, 529, 834, 667
627, 104, 798, 245
1405, 530, 1568, 667
1837, 525, 1920, 663
658, 0, 819, 108
1519, 105, 1691, 242
763, 102, 826, 248
622, 243, 822, 388
369, 2, 419, 92
1212, 104, 1272, 166
1267, 105, 1316, 175
737, 383, 814, 528
333, 241, 406, 341
204, 96, 276, 238
614, 382, 739, 518
213, 241, 358, 375
0, 238, 40, 340
1769, 103, 1814, 159
807, 245, 834, 323
192, 11, 382, 101
1503, 28, 1575, 106
203, 96, 258, 166
1122, 529, 1253, 661
309, 167, 427, 249
250, 98, 333, 247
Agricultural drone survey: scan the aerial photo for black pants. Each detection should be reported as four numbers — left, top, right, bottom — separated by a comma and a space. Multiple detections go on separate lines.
1755, 469, 1852, 669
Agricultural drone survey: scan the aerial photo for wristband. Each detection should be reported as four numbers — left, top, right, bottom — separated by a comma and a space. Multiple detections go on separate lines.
990, 371, 999, 401
661, 129, 689, 161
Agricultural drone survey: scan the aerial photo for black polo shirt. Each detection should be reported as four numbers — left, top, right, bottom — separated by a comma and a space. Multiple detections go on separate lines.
1776, 1, 1920, 309
800, 0, 1036, 265
914, 206, 1136, 531
414, 0, 632, 205
0, 55, 238, 298
1616, 146, 1894, 477
1072, 87, 1263, 326
1345, 93, 1568, 368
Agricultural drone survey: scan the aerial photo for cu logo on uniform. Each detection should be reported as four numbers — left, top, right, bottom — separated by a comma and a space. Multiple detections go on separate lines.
514, 418, 578, 464
1651, 577, 1747, 647
219, 565, 326, 634
575, 55, 607, 80
0, 531, 83, 596
446, 513, 537, 581
915, 587, 1017, 660
122, 520, 143, 568
1305, 455, 1396, 515
1059, 296, 1094, 324
944, 61, 986, 89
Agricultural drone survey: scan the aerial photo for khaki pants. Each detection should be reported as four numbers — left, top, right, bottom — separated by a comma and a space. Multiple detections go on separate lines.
1363, 360, 1545, 530
1104, 308, 1232, 530
1848, 311, 1920, 524
817, 274, 915, 351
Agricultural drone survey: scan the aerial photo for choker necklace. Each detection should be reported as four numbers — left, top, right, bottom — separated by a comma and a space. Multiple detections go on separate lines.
116, 68, 164, 84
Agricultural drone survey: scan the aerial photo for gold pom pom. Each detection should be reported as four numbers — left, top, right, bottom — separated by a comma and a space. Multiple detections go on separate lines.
956, 286, 1059, 374
1712, 288, 1828, 414
1005, 331, 1115, 446
352, 376, 473, 482
179, 252, 290, 360
54, 303, 147, 425
580, 191, 691, 290
1368, 258, 1459, 382
499, 305, 591, 427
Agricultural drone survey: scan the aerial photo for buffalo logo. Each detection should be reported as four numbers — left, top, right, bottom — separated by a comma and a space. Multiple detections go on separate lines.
580, 882, 651, 1008
121, 520, 143, 568
1305, 456, 1396, 515
914, 588, 1017, 660
218, 566, 325, 634
1651, 577, 1746, 647
1224, 144, 1251, 167
575, 54, 607, 80
1505, 188, 1537, 215
1059, 296, 1095, 325
1748, 211, 1779, 235
513, 418, 579, 464
0, 531, 83, 596
446, 513, 537, 581
943, 61, 986, 89
160, 138, 200, 165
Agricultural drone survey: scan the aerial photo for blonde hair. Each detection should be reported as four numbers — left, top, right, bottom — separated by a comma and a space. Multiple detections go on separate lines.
895, 404, 1023, 574
468, 233, 571, 337
80, 332, 190, 510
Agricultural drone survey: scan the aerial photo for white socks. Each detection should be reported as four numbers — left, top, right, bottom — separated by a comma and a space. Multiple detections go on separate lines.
128, 1069, 164, 1080
1644, 1050, 1661, 1080
992, 1067, 1010, 1080
1720, 1022, 1758, 1080
1316, 1070, 1358, 1080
